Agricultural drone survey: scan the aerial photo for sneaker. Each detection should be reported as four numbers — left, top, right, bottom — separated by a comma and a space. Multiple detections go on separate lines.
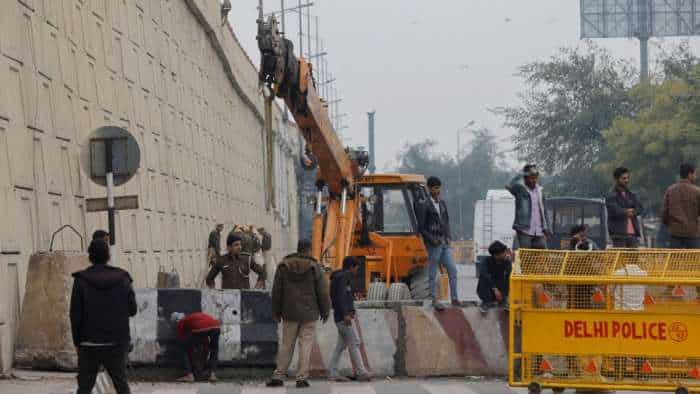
355, 373, 373, 382
432, 301, 446, 312
479, 303, 489, 313
451, 299, 461, 307
176, 374, 195, 383
266, 379, 284, 387
208, 373, 218, 382
296, 379, 311, 388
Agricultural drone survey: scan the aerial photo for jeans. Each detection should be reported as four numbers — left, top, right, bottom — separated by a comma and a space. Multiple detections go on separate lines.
669, 236, 700, 249
272, 320, 316, 381
76, 344, 130, 394
427, 244, 458, 301
181, 329, 220, 375
516, 233, 547, 249
612, 235, 639, 248
328, 321, 368, 377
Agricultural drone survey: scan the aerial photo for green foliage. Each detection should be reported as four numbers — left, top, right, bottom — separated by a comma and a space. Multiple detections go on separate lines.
494, 43, 636, 197
600, 66, 700, 212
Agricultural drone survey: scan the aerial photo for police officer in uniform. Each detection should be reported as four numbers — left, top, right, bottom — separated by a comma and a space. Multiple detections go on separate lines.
207, 223, 224, 265
206, 234, 266, 290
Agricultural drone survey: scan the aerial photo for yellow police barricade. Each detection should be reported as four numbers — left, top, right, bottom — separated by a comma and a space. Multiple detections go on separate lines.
509, 249, 700, 394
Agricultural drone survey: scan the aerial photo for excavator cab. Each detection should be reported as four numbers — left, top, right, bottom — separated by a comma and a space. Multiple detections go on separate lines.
351, 175, 434, 300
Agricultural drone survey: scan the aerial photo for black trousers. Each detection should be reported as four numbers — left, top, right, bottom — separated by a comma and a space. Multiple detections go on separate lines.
181, 329, 220, 375
76, 344, 130, 394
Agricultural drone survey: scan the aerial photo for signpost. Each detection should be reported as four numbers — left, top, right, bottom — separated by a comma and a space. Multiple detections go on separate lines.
81, 126, 141, 247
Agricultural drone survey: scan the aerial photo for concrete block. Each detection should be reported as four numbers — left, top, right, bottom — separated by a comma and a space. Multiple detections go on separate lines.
289, 308, 398, 378
14, 252, 90, 370
129, 289, 158, 364
402, 306, 507, 377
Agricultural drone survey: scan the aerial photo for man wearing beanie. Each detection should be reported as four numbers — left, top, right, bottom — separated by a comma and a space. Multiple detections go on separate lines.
206, 233, 266, 289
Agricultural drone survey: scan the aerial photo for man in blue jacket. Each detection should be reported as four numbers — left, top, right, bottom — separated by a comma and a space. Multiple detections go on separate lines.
506, 164, 551, 249
327, 257, 371, 382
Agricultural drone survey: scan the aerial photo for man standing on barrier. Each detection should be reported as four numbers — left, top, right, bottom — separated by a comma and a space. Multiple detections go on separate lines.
507, 164, 551, 250
416, 176, 460, 311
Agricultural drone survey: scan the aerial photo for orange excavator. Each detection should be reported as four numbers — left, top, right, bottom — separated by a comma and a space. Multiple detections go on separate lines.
256, 15, 447, 301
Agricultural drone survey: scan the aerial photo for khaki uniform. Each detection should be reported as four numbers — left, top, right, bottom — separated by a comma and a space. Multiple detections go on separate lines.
271, 253, 330, 381
205, 253, 266, 290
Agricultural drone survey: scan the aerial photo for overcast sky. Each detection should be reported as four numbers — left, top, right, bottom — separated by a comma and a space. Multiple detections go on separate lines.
229, 0, 700, 171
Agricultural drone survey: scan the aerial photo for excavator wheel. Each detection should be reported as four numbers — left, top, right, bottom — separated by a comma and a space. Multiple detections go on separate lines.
367, 282, 388, 302
409, 267, 431, 300
388, 283, 411, 301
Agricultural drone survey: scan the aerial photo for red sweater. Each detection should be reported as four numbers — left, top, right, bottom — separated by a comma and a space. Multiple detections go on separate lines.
176, 313, 221, 340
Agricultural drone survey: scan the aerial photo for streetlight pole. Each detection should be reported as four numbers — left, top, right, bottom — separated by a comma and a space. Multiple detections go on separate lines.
456, 121, 475, 239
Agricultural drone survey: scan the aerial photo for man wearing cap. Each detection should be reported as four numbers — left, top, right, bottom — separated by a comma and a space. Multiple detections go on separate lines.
206, 234, 266, 290
207, 224, 224, 265
506, 164, 551, 249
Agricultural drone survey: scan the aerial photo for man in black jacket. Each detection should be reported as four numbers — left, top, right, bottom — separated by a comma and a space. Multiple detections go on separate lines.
70, 240, 137, 394
416, 176, 459, 311
477, 241, 512, 312
605, 167, 644, 248
327, 257, 371, 382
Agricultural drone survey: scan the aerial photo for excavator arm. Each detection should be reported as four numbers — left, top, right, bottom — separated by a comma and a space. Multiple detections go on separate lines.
257, 16, 368, 196
257, 15, 368, 269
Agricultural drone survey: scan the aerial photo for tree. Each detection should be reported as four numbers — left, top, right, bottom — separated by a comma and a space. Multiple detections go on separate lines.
600, 65, 700, 213
493, 43, 636, 197
395, 130, 509, 239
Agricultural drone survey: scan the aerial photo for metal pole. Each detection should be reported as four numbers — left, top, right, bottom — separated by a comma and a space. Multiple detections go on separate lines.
298, 0, 303, 56
306, 5, 312, 60
457, 131, 463, 239
639, 37, 649, 82
105, 141, 116, 263
315, 16, 320, 76
368, 111, 376, 174
638, 0, 650, 82
280, 0, 285, 32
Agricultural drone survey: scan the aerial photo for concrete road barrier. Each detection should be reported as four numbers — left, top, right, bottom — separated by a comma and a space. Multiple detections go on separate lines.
288, 308, 399, 377
14, 252, 90, 370
15, 277, 509, 377
129, 289, 277, 367
402, 305, 508, 377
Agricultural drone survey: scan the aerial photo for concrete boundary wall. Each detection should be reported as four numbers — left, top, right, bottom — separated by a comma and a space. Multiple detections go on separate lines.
0, 0, 302, 373
128, 290, 509, 377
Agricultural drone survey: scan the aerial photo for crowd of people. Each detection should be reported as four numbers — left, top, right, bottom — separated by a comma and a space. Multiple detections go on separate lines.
474, 162, 700, 313
68, 162, 700, 392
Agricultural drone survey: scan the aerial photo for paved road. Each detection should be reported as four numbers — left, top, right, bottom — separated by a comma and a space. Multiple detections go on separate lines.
0, 376, 656, 394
